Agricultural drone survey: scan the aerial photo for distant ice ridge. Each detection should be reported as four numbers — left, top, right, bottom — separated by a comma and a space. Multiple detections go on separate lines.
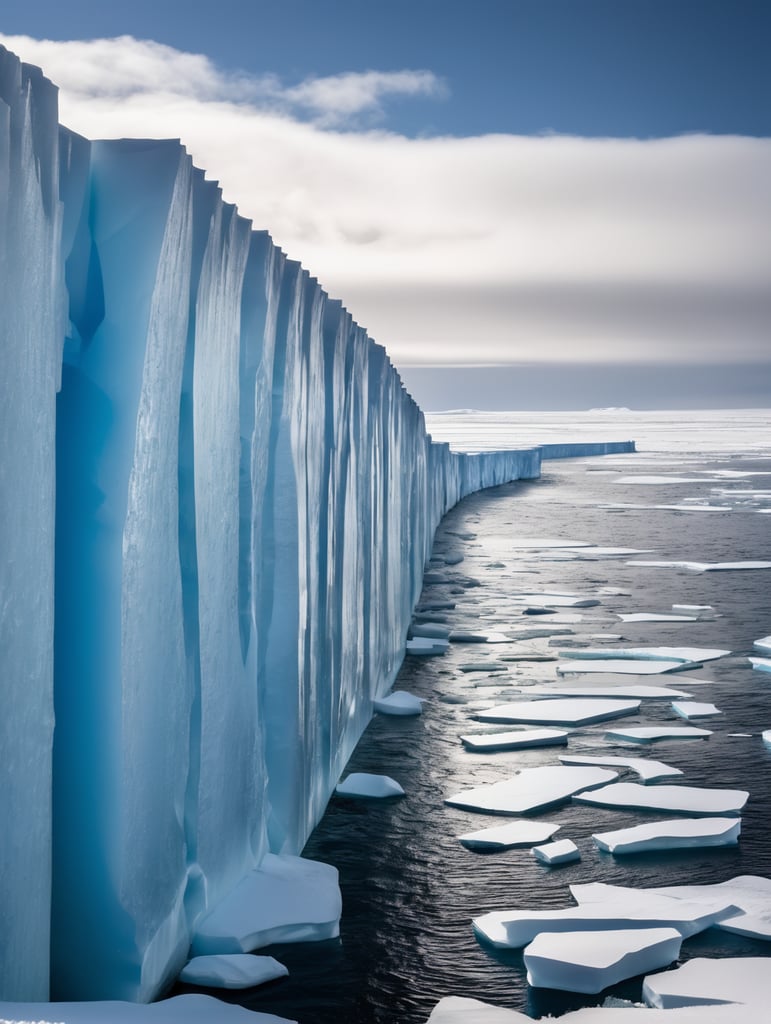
0, 45, 580, 1005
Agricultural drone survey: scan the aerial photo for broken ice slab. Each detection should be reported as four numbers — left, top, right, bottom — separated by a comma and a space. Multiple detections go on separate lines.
476, 888, 741, 950
178, 953, 288, 989
473, 698, 640, 726
406, 636, 449, 656
507, 539, 594, 548
558, 646, 730, 663
672, 700, 720, 719
459, 662, 509, 673
573, 782, 748, 816
672, 603, 714, 618
411, 622, 452, 639
559, 754, 682, 783
460, 728, 569, 751
373, 691, 424, 716
335, 773, 405, 798
763, 730, 771, 746
618, 613, 697, 623
750, 657, 771, 673
445, 765, 617, 816
646, 876, 771, 941
425, 996, 533, 1022
459, 820, 560, 851
191, 854, 341, 955
643, 956, 771, 1008
606, 725, 711, 743
628, 560, 771, 571
523, 927, 683, 994
0, 995, 295, 1022
514, 683, 693, 700
512, 593, 601, 608
593, 817, 741, 855
557, 659, 695, 675
754, 635, 771, 654
532, 839, 580, 866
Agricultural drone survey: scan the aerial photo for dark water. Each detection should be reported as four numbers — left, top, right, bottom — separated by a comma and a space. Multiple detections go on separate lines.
177, 454, 771, 1022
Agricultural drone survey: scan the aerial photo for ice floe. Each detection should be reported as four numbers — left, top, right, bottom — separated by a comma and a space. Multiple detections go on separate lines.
507, 539, 594, 548
192, 854, 341, 956
474, 699, 640, 726
445, 766, 617, 816
532, 839, 580, 866
178, 954, 288, 989
512, 594, 601, 608
405, 636, 449, 655
373, 691, 424, 716
593, 817, 741, 855
672, 700, 720, 719
557, 659, 691, 675
425, 995, 758, 1022
643, 956, 771, 1008
605, 726, 712, 743
573, 782, 748, 816
516, 684, 692, 700
460, 728, 569, 751
617, 613, 697, 623
335, 773, 405, 798
628, 559, 771, 571
523, 927, 683, 993
410, 622, 452, 639
558, 646, 730, 663
750, 657, 771, 673
672, 604, 714, 617
0, 995, 293, 1023
459, 821, 560, 851
559, 754, 682, 783
755, 635, 771, 654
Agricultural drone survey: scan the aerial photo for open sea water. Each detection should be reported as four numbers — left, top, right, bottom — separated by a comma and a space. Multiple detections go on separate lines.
177, 409, 771, 1023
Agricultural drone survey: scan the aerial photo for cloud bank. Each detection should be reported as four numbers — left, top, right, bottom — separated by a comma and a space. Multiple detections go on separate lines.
3, 34, 770, 375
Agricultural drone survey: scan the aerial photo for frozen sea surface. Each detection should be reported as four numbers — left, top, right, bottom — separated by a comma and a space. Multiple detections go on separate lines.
201, 410, 771, 1023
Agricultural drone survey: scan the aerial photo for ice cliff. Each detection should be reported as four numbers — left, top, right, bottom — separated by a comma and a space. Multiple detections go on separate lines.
0, 47, 556, 1004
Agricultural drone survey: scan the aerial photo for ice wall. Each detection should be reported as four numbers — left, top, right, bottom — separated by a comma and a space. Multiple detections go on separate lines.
0, 46, 541, 1003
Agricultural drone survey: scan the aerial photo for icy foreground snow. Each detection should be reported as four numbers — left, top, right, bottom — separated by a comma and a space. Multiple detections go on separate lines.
0, 45, 635, 1002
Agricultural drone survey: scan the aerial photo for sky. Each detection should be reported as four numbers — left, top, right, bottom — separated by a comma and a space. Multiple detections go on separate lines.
2, 0, 770, 410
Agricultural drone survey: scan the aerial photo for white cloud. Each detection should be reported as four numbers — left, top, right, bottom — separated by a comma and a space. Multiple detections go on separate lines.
2, 33, 770, 372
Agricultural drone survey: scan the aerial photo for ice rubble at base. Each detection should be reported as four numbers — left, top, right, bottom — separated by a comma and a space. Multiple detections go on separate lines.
335, 773, 405, 798
373, 691, 424, 715
178, 954, 288, 989
592, 817, 741, 855
445, 766, 618, 815
523, 927, 683, 993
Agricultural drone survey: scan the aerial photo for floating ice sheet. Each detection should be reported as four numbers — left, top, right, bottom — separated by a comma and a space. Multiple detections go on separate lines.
406, 637, 449, 655
558, 646, 730, 663
446, 766, 617, 816
192, 854, 341, 956
335, 773, 405, 798
750, 657, 771, 673
425, 995, 757, 1022
0, 995, 293, 1023
573, 782, 748, 816
644, 876, 771, 941
512, 594, 601, 608
628, 560, 771, 572
643, 956, 771, 1008
532, 839, 580, 866
506, 539, 594, 548
460, 728, 569, 751
425, 997, 532, 1023
559, 754, 682, 783
606, 726, 712, 743
459, 821, 560, 850
593, 817, 741, 855
672, 700, 720, 719
618, 613, 697, 623
755, 636, 771, 654
474, 699, 640, 726
178, 954, 288, 989
373, 691, 424, 716
411, 622, 452, 639
557, 659, 691, 675
516, 684, 692, 700
524, 927, 683, 994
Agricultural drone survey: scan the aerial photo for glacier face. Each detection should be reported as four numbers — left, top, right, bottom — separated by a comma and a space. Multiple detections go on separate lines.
0, 46, 556, 1003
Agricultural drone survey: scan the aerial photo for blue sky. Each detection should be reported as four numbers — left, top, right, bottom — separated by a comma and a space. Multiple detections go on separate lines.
2, 1, 770, 409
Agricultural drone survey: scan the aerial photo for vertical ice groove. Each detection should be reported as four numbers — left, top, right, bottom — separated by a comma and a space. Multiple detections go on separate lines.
0, 42, 628, 1005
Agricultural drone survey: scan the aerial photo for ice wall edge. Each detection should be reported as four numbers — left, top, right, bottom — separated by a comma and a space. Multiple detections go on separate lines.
0, 46, 634, 1003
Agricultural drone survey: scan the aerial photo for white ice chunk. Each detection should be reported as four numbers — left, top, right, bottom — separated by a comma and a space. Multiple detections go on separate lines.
460, 728, 569, 751
459, 662, 508, 673
557, 659, 693, 675
427, 996, 755, 1022
618, 613, 697, 622
628, 560, 771, 572
606, 726, 712, 742
616, 475, 719, 484
411, 622, 452, 639
0, 995, 293, 1022
672, 700, 720, 719
643, 956, 771, 1008
406, 637, 449, 655
573, 782, 748, 816
518, 684, 692, 700
532, 839, 580, 865
750, 657, 771, 673
445, 766, 617, 815
558, 646, 729, 663
754, 635, 771, 654
474, 699, 640, 726
507, 539, 594, 548
459, 821, 560, 850
191, 854, 341, 955
373, 691, 424, 716
335, 773, 405, 798
763, 730, 771, 746
512, 594, 601, 608
178, 954, 288, 989
593, 817, 741, 855
672, 604, 714, 617
559, 754, 682, 783
524, 927, 683, 993
425, 997, 532, 1022
626, 875, 771, 941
